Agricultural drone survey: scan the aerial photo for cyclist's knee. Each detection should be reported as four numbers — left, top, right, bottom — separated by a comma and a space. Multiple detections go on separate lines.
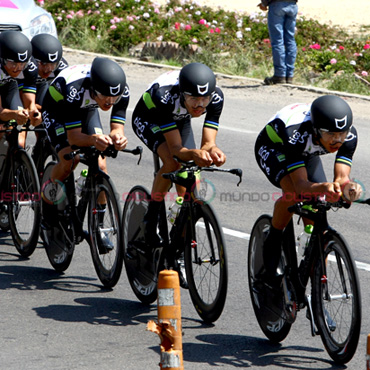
161, 157, 181, 173
98, 156, 107, 173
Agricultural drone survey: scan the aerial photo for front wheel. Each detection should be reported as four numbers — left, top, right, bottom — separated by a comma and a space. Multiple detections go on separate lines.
8, 150, 41, 257
312, 231, 361, 364
88, 176, 123, 288
121, 185, 158, 304
185, 201, 228, 323
248, 215, 292, 342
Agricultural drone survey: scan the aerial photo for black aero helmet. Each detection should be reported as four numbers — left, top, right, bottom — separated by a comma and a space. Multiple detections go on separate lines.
31, 34, 63, 64
179, 62, 216, 97
311, 95, 353, 133
90, 57, 126, 96
0, 30, 32, 63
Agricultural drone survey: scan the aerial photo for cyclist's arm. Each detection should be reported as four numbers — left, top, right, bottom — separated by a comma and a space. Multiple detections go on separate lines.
163, 129, 213, 167
109, 122, 127, 150
289, 167, 341, 201
200, 127, 226, 166
0, 101, 29, 125
21, 92, 41, 126
67, 128, 113, 152
333, 162, 362, 201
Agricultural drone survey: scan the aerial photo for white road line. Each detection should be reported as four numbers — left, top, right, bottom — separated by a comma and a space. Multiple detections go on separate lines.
221, 226, 370, 272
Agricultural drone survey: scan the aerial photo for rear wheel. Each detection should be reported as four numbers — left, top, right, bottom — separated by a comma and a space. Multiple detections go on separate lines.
185, 201, 228, 323
122, 186, 158, 304
248, 215, 292, 342
40, 162, 74, 271
8, 150, 41, 257
88, 176, 123, 288
312, 231, 361, 364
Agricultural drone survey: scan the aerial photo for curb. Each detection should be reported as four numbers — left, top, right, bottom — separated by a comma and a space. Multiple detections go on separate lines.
64, 47, 370, 102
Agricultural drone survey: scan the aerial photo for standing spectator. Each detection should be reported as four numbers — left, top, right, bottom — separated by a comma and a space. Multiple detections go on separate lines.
258, 0, 298, 85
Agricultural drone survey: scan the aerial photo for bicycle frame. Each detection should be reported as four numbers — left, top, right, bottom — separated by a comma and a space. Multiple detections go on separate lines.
153, 153, 242, 266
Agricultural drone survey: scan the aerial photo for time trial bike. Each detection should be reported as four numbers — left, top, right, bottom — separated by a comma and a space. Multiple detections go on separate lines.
248, 197, 361, 364
40, 144, 142, 288
122, 153, 242, 323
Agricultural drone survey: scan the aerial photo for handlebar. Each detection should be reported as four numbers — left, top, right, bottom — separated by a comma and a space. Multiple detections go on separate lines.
64, 145, 143, 164
0, 118, 46, 134
162, 157, 243, 186
355, 197, 370, 205
288, 197, 351, 216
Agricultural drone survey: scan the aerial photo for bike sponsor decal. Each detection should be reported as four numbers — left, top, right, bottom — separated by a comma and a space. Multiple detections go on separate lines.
41, 179, 66, 205
191, 177, 216, 204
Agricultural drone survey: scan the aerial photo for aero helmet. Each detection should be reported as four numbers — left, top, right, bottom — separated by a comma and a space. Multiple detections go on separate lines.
90, 57, 126, 96
179, 62, 216, 97
311, 95, 353, 133
31, 34, 63, 64
0, 30, 32, 63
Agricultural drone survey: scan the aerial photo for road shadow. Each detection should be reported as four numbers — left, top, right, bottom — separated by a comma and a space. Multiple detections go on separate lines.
180, 334, 343, 369
0, 263, 107, 293
33, 296, 154, 327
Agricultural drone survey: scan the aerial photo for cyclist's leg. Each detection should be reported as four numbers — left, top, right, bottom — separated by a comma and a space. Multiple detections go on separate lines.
41, 94, 74, 202
131, 104, 172, 245
254, 132, 288, 281
175, 119, 196, 198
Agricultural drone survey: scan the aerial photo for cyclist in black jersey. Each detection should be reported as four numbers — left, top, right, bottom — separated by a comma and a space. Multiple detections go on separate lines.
0, 31, 41, 130
131, 62, 226, 244
30, 33, 69, 109
19, 34, 68, 148
41, 57, 129, 185
254, 95, 362, 283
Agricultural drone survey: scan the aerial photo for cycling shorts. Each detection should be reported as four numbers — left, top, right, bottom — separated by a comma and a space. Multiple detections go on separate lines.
255, 128, 326, 188
131, 99, 196, 153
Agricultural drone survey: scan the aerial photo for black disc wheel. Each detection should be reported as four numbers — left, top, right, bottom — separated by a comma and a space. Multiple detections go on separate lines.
248, 214, 292, 342
122, 186, 158, 304
40, 162, 74, 271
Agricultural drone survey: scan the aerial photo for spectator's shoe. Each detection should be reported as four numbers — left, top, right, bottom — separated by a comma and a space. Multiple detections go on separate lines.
264, 75, 286, 85
264, 76, 286, 85
286, 77, 294, 84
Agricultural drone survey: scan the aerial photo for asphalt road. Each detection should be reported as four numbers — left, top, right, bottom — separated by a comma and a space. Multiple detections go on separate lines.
1, 50, 370, 369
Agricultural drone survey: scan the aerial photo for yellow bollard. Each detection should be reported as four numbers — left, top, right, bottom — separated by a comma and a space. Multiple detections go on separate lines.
147, 270, 184, 369
367, 334, 370, 370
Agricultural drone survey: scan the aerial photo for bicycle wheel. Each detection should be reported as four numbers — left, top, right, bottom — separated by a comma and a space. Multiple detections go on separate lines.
122, 185, 158, 304
248, 215, 292, 342
8, 150, 41, 257
40, 162, 74, 271
184, 201, 228, 323
88, 176, 123, 288
312, 231, 361, 364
